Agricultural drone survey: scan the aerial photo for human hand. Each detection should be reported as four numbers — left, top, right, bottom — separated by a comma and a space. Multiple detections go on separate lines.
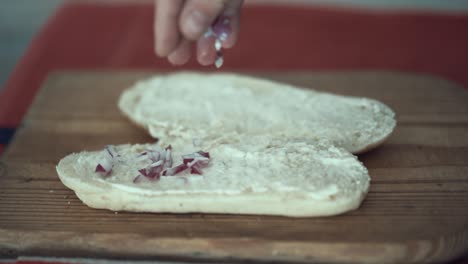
154, 0, 243, 66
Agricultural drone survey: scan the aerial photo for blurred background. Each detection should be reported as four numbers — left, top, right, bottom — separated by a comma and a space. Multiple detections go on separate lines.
1, 0, 468, 89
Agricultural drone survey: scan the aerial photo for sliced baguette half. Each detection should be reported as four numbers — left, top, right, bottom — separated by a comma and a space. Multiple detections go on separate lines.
119, 72, 396, 154
56, 137, 369, 217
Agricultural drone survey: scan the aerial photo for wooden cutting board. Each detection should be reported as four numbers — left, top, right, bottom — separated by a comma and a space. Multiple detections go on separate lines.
1, 71, 467, 263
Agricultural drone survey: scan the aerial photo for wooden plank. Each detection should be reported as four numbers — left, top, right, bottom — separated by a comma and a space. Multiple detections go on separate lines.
1, 71, 468, 263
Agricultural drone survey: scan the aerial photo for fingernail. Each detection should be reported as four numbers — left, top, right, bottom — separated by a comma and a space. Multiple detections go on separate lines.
197, 50, 212, 66
155, 41, 165, 57
168, 53, 182, 66
155, 47, 165, 58
185, 10, 209, 39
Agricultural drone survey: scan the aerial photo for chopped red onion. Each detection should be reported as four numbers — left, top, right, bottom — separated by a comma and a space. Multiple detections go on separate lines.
139, 166, 162, 180
164, 145, 173, 168
95, 146, 116, 177
196, 151, 210, 159
133, 175, 143, 184
215, 49, 224, 68
148, 151, 161, 162
95, 164, 112, 177
162, 163, 188, 176
151, 167, 163, 179
137, 147, 165, 180
150, 160, 164, 167
95, 164, 105, 172
106, 145, 117, 158
137, 151, 147, 157
187, 157, 210, 168
134, 147, 210, 182
178, 150, 211, 175
190, 164, 203, 175
183, 151, 210, 167
203, 16, 230, 69
182, 153, 196, 161
138, 168, 148, 177
212, 15, 231, 41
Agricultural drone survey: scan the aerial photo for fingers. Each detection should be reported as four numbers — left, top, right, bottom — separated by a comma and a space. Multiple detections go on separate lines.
154, 0, 184, 57
155, 0, 244, 66
197, 36, 216, 66
220, 0, 243, 49
195, 0, 243, 66
179, 0, 227, 41
168, 39, 192, 65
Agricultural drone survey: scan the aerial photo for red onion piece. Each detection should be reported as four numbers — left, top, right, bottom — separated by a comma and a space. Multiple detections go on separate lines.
139, 166, 162, 180
178, 151, 211, 175
187, 157, 209, 168
197, 151, 210, 159
95, 146, 116, 177
135, 147, 211, 182
138, 168, 148, 177
190, 164, 203, 175
106, 145, 117, 158
212, 16, 231, 41
215, 54, 224, 68
182, 157, 194, 165
164, 145, 173, 168
133, 175, 143, 184
148, 171, 161, 180
95, 164, 112, 177
183, 151, 208, 164
162, 163, 188, 176
148, 150, 161, 162
203, 16, 230, 69
95, 164, 106, 173
95, 165, 112, 177
150, 160, 164, 167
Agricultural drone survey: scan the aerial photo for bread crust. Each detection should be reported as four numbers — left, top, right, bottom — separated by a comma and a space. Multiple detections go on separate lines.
56, 140, 370, 217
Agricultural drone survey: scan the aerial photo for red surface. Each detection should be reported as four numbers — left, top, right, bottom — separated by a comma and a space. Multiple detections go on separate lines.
1, 2, 468, 128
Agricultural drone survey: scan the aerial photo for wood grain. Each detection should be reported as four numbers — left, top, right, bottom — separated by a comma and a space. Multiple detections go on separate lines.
1, 71, 467, 263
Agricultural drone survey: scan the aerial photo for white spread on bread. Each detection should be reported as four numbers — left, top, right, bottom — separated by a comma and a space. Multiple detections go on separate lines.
81, 138, 367, 200
120, 73, 395, 153
56, 72, 397, 217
